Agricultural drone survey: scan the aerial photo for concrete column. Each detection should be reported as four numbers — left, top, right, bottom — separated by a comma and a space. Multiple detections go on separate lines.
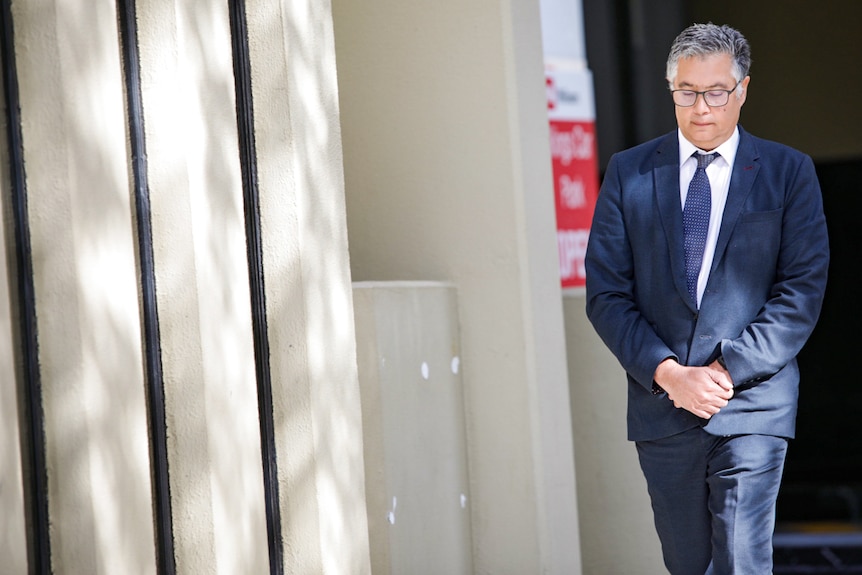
11, 0, 157, 572
245, 0, 372, 572
135, 1, 269, 573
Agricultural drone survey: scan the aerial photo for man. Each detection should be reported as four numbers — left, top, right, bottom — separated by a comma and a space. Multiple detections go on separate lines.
584, 23, 829, 574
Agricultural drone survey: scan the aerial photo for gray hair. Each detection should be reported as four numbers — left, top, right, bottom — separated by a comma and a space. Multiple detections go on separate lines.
666, 23, 751, 90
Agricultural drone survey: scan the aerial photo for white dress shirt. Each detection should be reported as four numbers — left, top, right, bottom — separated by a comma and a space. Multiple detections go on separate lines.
678, 126, 740, 308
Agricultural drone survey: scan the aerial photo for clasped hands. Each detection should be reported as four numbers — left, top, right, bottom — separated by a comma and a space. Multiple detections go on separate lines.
654, 358, 734, 419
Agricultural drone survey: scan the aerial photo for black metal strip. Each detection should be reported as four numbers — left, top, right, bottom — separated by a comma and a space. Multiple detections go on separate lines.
0, 1, 51, 573
115, 1, 176, 573
227, 2, 284, 573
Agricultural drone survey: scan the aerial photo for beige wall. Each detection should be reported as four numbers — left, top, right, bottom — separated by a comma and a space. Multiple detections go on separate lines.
333, 0, 582, 572
564, 294, 665, 574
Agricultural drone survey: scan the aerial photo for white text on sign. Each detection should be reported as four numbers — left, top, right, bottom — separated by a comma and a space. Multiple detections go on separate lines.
550, 124, 594, 166
557, 229, 589, 282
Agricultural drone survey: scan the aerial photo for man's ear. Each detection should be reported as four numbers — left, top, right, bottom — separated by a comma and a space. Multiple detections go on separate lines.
738, 75, 751, 104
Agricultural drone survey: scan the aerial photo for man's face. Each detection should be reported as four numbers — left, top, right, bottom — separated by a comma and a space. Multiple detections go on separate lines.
672, 53, 750, 151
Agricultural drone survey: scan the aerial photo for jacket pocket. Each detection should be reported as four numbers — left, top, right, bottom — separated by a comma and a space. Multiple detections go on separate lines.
740, 207, 783, 223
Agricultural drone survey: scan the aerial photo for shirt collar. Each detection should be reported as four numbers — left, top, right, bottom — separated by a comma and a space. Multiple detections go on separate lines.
677, 126, 740, 168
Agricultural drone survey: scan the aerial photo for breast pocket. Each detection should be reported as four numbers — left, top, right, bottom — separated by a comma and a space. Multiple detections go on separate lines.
739, 208, 783, 224
729, 208, 783, 267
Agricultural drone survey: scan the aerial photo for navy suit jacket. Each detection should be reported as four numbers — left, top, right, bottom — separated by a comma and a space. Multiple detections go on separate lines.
585, 127, 829, 442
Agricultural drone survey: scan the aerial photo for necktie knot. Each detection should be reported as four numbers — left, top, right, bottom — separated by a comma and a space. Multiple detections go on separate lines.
696, 152, 717, 170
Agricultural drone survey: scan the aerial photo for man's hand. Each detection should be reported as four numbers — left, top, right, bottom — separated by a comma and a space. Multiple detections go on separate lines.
654, 358, 734, 419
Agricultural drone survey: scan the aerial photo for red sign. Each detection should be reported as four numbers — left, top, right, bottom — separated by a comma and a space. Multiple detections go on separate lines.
546, 68, 599, 289
551, 119, 598, 288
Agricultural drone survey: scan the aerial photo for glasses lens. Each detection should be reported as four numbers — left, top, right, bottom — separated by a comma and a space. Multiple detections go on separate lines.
673, 90, 696, 106
704, 91, 730, 106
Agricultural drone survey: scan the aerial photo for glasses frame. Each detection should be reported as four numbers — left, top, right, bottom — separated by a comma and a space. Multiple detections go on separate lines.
670, 81, 741, 107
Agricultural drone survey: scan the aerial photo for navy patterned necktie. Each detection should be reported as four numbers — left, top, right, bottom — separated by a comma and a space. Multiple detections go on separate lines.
683, 152, 718, 306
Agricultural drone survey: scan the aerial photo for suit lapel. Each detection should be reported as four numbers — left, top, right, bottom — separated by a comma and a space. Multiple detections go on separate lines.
711, 128, 761, 273
653, 133, 692, 309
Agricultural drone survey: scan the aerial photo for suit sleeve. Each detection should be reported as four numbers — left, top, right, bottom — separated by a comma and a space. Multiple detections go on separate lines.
720, 154, 829, 385
585, 154, 677, 390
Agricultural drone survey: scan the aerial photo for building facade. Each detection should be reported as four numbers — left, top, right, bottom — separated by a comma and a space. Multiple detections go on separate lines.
0, 0, 611, 572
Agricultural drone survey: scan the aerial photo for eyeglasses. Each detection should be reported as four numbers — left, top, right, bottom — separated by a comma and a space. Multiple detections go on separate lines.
670, 82, 740, 107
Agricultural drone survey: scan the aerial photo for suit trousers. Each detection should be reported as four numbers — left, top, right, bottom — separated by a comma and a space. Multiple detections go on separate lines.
636, 428, 788, 575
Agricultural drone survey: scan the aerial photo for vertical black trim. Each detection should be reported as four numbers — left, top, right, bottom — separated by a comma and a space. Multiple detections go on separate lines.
227, 2, 284, 574
116, 2, 176, 574
614, 0, 638, 149
0, 1, 52, 573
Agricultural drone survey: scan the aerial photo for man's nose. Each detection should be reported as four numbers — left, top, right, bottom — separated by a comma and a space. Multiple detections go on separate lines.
692, 93, 711, 113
